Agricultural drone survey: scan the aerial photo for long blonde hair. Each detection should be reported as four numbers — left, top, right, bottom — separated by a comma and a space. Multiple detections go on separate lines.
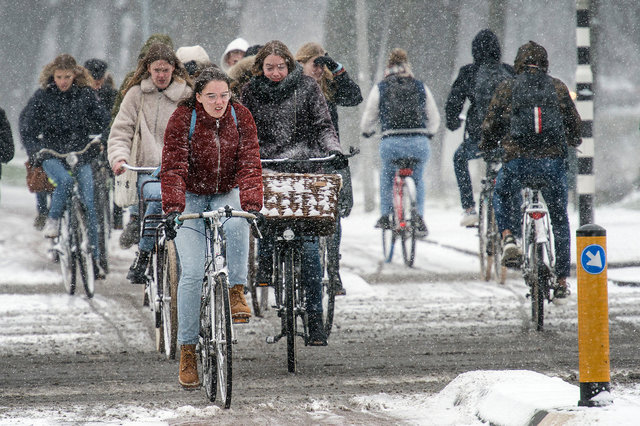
38, 54, 93, 89
295, 42, 335, 101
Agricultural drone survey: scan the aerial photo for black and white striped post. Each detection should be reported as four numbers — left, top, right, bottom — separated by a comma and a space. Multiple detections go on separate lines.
576, 0, 594, 226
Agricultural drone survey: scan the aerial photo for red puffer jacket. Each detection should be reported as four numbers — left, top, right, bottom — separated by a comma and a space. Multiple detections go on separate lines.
161, 101, 263, 213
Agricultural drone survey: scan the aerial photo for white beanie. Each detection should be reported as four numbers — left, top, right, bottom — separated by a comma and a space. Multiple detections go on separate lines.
176, 45, 210, 65
220, 37, 250, 70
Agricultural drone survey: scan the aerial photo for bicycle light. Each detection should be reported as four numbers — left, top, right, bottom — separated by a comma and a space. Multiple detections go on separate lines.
283, 228, 295, 241
529, 212, 546, 220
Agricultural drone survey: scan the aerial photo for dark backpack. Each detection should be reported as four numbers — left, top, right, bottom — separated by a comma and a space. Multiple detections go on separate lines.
473, 64, 512, 125
510, 72, 565, 151
378, 76, 426, 131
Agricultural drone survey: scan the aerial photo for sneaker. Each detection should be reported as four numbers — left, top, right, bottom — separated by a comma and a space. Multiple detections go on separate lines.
414, 215, 429, 238
93, 258, 106, 280
229, 284, 251, 322
501, 234, 522, 267
307, 312, 328, 346
119, 216, 140, 249
34, 213, 48, 231
553, 277, 571, 303
375, 215, 391, 230
127, 251, 150, 284
43, 217, 60, 238
460, 209, 479, 227
178, 344, 200, 388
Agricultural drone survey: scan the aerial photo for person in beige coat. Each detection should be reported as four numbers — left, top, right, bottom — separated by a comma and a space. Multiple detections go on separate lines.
107, 42, 192, 284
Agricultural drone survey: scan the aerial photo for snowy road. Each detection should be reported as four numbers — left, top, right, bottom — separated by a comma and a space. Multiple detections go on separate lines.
1, 183, 640, 424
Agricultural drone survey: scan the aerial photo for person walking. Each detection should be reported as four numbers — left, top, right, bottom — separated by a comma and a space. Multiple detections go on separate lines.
0, 106, 15, 205
161, 67, 263, 388
241, 40, 343, 346
295, 42, 362, 295
445, 29, 515, 227
480, 40, 582, 300
107, 43, 192, 284
360, 48, 440, 235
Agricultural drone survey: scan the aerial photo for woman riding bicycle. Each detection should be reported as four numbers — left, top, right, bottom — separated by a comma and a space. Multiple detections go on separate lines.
360, 48, 440, 235
241, 40, 343, 346
161, 67, 263, 389
20, 54, 110, 274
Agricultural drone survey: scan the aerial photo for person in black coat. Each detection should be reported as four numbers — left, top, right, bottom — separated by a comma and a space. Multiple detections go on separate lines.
296, 42, 362, 295
0, 107, 15, 200
20, 54, 109, 269
445, 29, 515, 227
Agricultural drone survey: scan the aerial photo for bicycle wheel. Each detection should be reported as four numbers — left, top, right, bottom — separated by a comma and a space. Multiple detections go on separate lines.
400, 178, 417, 267
153, 243, 166, 354
531, 243, 546, 331
73, 200, 95, 298
381, 216, 396, 263
94, 167, 111, 274
200, 277, 216, 402
478, 192, 491, 280
317, 237, 336, 337
214, 275, 233, 408
161, 240, 179, 359
248, 234, 268, 317
58, 208, 76, 295
284, 247, 297, 373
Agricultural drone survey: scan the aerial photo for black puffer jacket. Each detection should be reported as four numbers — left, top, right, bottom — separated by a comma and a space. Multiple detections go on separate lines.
241, 64, 341, 172
20, 81, 109, 165
445, 29, 515, 141
0, 107, 14, 178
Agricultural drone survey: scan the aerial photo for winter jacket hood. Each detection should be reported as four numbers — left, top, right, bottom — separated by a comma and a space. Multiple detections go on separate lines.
161, 101, 263, 213
472, 29, 501, 65
514, 40, 549, 74
221, 37, 249, 71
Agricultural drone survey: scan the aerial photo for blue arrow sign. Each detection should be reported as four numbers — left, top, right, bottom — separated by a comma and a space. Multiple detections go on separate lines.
580, 244, 606, 275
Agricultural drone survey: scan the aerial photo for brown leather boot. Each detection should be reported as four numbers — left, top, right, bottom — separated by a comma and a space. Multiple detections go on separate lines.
178, 344, 200, 388
229, 284, 251, 323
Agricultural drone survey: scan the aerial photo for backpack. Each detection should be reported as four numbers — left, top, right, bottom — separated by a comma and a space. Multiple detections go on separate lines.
473, 63, 512, 126
510, 72, 565, 151
378, 76, 426, 131
188, 105, 237, 142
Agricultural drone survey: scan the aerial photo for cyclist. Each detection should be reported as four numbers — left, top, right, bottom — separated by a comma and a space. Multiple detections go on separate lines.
360, 48, 440, 235
241, 40, 343, 346
480, 40, 582, 300
445, 29, 514, 226
0, 106, 15, 205
161, 67, 263, 389
20, 54, 110, 275
296, 42, 363, 295
107, 43, 192, 285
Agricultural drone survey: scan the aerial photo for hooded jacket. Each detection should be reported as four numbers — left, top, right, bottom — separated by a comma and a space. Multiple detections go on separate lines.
479, 41, 582, 162
161, 101, 263, 213
445, 29, 515, 140
220, 38, 249, 71
241, 64, 341, 171
107, 77, 191, 170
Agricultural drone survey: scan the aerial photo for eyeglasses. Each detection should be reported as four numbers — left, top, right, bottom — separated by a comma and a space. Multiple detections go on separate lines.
201, 91, 230, 101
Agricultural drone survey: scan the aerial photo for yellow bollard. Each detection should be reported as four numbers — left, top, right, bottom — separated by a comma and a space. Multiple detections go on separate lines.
576, 224, 612, 406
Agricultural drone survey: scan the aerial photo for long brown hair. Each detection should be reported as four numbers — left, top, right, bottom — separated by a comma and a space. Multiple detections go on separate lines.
295, 42, 335, 101
38, 54, 93, 89
251, 40, 296, 77
123, 43, 192, 95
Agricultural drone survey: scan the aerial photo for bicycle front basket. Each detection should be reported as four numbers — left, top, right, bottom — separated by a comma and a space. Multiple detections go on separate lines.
261, 172, 342, 236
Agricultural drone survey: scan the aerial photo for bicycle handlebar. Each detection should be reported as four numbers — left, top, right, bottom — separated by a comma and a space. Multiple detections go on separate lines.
177, 206, 262, 239
260, 146, 360, 166
121, 164, 159, 174
36, 135, 102, 164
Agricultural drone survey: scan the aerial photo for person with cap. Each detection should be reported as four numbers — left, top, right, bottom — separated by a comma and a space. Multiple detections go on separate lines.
220, 37, 249, 71
480, 40, 582, 301
360, 48, 440, 236
84, 59, 117, 120
176, 45, 213, 77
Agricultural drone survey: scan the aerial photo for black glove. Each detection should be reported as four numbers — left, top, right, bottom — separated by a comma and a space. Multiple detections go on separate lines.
313, 54, 340, 73
247, 210, 265, 238
328, 150, 348, 170
361, 131, 375, 139
164, 212, 182, 241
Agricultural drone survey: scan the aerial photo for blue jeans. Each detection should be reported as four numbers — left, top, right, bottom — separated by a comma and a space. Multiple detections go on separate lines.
175, 188, 249, 345
42, 159, 98, 258
258, 236, 323, 313
379, 135, 430, 216
493, 157, 570, 278
453, 137, 482, 210
137, 174, 162, 253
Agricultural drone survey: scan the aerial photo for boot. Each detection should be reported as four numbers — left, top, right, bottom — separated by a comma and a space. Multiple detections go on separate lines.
119, 215, 140, 249
328, 266, 346, 296
307, 312, 328, 346
126, 250, 150, 284
178, 344, 200, 388
229, 284, 251, 323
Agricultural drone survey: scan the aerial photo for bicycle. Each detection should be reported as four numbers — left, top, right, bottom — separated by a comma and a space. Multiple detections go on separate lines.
122, 164, 179, 359
92, 150, 112, 276
260, 153, 347, 373
177, 207, 260, 407
38, 136, 101, 298
477, 160, 505, 284
381, 157, 420, 267
519, 179, 556, 331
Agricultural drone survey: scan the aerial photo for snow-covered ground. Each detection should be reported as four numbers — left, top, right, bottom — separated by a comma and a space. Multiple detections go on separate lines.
1, 180, 640, 424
